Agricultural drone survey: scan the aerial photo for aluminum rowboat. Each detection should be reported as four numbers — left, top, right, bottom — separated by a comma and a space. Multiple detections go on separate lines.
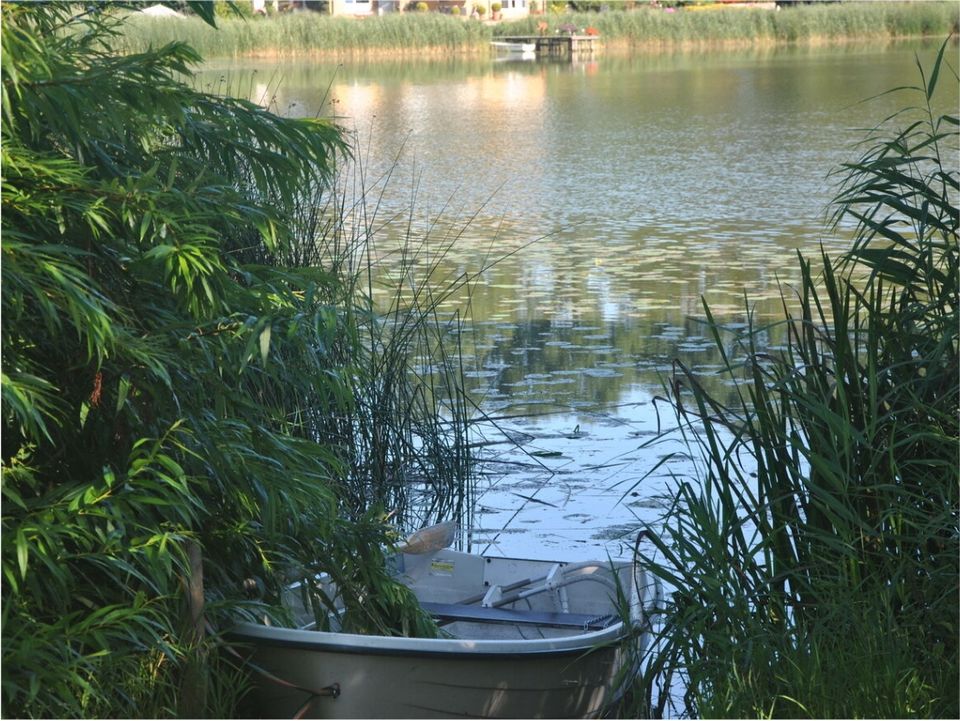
228, 548, 658, 718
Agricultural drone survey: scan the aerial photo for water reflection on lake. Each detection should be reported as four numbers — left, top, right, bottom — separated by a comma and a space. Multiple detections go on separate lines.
199, 41, 955, 560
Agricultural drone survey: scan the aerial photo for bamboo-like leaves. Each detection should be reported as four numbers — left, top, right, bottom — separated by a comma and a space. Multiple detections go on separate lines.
2, 3, 462, 717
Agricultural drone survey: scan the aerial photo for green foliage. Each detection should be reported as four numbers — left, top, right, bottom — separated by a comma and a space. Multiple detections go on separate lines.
2, 3, 471, 717
116, 9, 494, 57
496, 3, 957, 45
633, 38, 958, 719
214, 0, 253, 19
112, 2, 959, 59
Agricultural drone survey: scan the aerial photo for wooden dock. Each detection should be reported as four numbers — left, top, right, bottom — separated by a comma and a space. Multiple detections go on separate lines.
499, 34, 599, 58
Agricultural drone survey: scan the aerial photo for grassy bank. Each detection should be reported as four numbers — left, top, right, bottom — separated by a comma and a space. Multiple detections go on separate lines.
114, 2, 958, 58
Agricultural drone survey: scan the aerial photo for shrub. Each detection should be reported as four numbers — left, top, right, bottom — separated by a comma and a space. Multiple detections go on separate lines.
214, 0, 251, 18
1, 3, 472, 716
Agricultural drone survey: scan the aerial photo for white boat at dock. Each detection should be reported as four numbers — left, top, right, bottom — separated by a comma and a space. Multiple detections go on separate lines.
228, 541, 660, 718
490, 40, 537, 55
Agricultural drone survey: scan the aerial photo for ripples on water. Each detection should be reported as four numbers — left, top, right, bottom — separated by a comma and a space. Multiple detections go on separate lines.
200, 41, 956, 560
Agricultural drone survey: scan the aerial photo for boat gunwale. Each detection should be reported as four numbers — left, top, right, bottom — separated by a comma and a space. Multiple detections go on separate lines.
228, 552, 643, 658
225, 620, 628, 659
226, 614, 631, 658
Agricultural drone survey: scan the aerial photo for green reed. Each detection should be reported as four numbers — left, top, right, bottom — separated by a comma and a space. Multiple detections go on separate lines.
115, 9, 493, 57
627, 37, 958, 719
114, 3, 957, 58
306, 160, 480, 535
499, 3, 958, 45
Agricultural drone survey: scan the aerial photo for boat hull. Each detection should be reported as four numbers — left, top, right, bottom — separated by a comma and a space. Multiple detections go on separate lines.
228, 551, 649, 718
232, 630, 626, 718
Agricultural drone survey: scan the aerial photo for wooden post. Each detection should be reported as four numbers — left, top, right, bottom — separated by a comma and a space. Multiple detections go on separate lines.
178, 539, 207, 718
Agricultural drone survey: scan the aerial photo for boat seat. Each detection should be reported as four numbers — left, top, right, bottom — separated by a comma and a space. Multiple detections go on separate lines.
420, 601, 616, 631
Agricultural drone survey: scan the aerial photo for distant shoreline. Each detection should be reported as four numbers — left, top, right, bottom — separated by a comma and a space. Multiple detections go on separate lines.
206, 34, 953, 61
115, 3, 959, 60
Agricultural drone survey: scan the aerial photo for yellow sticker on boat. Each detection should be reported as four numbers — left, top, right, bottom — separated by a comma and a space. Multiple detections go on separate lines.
430, 560, 455, 576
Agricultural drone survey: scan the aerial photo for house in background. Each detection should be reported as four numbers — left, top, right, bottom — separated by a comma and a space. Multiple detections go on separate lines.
459, 1, 533, 19
482, 0, 532, 19
330, 0, 396, 14
326, 0, 530, 17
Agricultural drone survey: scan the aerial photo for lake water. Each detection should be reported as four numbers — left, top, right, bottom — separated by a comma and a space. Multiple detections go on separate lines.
199, 41, 955, 561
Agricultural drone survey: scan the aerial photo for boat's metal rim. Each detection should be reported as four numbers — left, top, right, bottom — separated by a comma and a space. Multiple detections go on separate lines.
227, 619, 630, 658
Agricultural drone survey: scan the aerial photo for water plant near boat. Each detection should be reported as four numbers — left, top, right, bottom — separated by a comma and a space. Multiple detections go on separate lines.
1, 3, 474, 716
632, 38, 958, 719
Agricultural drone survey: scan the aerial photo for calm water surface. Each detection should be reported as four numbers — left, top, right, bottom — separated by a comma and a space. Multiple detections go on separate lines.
201, 42, 955, 560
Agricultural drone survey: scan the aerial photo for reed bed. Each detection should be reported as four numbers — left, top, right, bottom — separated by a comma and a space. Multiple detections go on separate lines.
629, 39, 958, 719
113, 3, 958, 58
500, 3, 958, 46
116, 10, 492, 57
